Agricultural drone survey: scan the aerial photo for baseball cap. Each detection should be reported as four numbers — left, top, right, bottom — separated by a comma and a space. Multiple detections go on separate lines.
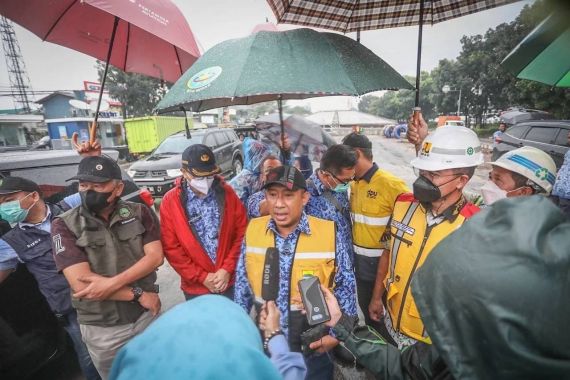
0, 177, 40, 195
342, 133, 372, 149
263, 166, 307, 191
67, 156, 122, 183
182, 144, 221, 177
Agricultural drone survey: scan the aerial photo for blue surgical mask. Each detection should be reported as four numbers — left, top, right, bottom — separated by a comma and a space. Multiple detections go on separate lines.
0, 192, 36, 224
332, 183, 350, 193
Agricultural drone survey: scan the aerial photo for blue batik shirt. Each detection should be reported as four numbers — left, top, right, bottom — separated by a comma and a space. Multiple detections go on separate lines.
185, 184, 221, 263
246, 190, 266, 219
305, 172, 354, 260
553, 150, 570, 199
234, 212, 357, 339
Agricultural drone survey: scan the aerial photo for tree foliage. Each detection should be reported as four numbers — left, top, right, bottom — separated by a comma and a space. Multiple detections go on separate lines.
96, 61, 168, 118
360, 0, 570, 124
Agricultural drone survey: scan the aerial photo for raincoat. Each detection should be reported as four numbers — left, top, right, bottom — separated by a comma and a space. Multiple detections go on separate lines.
332, 196, 570, 379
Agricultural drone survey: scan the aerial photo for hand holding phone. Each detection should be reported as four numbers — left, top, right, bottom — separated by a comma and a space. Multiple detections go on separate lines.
298, 276, 331, 326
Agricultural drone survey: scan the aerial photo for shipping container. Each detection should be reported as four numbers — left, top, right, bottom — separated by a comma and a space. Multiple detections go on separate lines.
124, 116, 192, 154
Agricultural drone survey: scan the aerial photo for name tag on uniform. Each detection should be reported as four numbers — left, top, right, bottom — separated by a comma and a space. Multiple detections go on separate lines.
391, 220, 415, 236
120, 217, 136, 225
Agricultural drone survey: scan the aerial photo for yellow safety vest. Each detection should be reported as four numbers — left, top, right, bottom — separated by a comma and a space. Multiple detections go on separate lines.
245, 215, 336, 307
350, 168, 409, 258
384, 194, 479, 343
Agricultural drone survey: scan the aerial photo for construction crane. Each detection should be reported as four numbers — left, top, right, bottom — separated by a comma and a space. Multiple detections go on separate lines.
0, 15, 33, 113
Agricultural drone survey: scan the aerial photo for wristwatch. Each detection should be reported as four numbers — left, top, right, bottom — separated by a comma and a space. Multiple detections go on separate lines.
131, 286, 143, 302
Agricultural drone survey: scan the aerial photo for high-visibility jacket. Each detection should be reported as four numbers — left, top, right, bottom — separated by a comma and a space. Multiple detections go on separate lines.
384, 193, 479, 343
350, 167, 409, 281
244, 215, 336, 306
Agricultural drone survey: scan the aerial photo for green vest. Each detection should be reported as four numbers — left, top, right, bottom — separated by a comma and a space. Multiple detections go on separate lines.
58, 200, 157, 326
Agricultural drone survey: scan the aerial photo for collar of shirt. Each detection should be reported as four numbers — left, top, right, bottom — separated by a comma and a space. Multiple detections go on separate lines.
359, 163, 379, 183
425, 195, 467, 224
307, 172, 327, 196
18, 205, 51, 229
266, 211, 311, 239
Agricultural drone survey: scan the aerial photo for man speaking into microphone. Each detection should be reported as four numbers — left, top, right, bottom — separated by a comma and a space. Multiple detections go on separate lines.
234, 166, 357, 380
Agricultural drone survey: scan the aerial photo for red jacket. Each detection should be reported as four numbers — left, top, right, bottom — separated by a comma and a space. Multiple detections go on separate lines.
160, 176, 247, 295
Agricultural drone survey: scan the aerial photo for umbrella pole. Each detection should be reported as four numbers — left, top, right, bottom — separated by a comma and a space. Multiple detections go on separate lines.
181, 106, 192, 139
278, 97, 285, 149
414, 0, 425, 107
90, 16, 120, 144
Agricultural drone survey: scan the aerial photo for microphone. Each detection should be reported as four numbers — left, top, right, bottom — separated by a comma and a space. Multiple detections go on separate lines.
262, 247, 280, 301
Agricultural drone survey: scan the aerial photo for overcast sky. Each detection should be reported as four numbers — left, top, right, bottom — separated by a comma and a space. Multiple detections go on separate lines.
0, 0, 533, 111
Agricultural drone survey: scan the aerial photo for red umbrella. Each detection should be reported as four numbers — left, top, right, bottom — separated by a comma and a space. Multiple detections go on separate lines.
0, 0, 200, 144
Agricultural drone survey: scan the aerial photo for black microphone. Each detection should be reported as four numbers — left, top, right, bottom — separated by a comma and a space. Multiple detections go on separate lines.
262, 247, 280, 301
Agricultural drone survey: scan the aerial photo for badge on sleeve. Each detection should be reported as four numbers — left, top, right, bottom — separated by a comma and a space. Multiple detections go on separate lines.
52, 234, 65, 254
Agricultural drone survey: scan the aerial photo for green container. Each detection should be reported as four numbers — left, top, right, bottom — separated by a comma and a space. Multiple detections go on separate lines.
124, 116, 191, 154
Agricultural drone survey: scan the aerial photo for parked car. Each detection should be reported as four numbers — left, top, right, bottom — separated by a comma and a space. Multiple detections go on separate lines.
492, 120, 570, 168
0, 149, 152, 379
127, 128, 243, 197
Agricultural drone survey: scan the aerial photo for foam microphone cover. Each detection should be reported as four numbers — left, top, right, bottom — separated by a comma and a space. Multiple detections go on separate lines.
262, 247, 280, 301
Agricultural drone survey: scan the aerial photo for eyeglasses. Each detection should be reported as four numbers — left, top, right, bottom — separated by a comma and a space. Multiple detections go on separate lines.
327, 171, 355, 186
415, 169, 458, 181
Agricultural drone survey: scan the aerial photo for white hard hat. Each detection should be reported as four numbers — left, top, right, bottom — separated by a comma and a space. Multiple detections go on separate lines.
410, 126, 484, 171
492, 146, 557, 194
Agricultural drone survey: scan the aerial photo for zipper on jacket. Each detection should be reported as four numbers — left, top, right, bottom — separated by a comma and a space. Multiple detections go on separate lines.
395, 224, 434, 332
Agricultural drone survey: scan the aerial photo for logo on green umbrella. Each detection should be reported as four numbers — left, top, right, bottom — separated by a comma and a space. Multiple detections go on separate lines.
187, 66, 222, 92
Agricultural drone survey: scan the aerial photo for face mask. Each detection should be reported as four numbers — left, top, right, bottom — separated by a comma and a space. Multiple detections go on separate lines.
190, 177, 215, 195
80, 189, 115, 213
480, 180, 507, 205
412, 175, 459, 203
332, 182, 350, 193
0, 193, 36, 224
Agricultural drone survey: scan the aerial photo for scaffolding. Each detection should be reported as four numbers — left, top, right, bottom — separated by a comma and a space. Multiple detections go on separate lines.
1, 16, 33, 113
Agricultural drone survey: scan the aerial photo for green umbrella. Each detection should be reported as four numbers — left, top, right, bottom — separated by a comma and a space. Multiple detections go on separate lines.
155, 28, 412, 115
502, 7, 570, 87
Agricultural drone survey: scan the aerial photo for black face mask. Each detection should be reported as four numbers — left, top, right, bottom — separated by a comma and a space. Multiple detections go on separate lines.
80, 190, 115, 213
413, 175, 459, 203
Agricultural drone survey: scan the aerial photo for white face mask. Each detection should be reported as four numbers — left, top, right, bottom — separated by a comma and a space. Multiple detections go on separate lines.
480, 180, 507, 205
189, 176, 215, 195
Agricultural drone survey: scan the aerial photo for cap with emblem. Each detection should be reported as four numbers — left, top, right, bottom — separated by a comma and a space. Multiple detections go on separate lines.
263, 165, 307, 191
0, 176, 41, 195
181, 144, 221, 177
342, 132, 372, 149
67, 155, 122, 183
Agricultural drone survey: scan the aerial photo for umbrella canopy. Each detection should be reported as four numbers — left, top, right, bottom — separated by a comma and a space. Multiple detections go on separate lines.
266, 0, 521, 106
155, 28, 413, 113
0, 0, 200, 144
501, 7, 570, 87
267, 0, 521, 33
0, 0, 200, 83
256, 113, 336, 160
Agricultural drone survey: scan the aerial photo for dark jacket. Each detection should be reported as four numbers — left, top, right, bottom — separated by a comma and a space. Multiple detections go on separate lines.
333, 196, 570, 380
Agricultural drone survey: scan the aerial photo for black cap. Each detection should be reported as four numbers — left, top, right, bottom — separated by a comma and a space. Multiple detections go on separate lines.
263, 166, 307, 191
0, 177, 40, 195
67, 156, 122, 183
342, 132, 372, 149
182, 144, 221, 177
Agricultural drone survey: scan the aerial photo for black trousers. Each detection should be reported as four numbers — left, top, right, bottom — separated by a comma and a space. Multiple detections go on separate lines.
356, 278, 396, 345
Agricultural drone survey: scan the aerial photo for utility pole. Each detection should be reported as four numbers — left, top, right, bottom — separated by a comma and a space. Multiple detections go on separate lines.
0, 16, 33, 113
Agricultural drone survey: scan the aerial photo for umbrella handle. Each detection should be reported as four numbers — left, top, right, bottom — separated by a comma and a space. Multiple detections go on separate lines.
89, 120, 98, 144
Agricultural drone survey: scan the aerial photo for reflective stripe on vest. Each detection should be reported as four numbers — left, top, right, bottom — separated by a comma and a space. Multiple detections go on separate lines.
384, 199, 470, 343
351, 212, 390, 226
353, 244, 383, 258
350, 171, 397, 251
245, 215, 336, 305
